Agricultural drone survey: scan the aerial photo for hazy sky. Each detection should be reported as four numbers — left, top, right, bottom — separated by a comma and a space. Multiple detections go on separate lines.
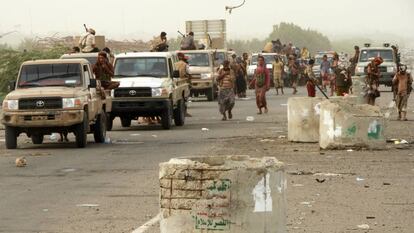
0, 0, 413, 43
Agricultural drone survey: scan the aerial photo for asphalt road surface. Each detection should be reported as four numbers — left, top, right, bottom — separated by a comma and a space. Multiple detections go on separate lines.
0, 87, 413, 233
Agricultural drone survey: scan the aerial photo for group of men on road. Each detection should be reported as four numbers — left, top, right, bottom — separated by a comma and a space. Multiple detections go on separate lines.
74, 27, 414, 121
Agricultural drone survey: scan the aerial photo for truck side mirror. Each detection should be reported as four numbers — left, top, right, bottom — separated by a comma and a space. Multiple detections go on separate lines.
172, 70, 180, 78
9, 81, 16, 91
89, 79, 97, 88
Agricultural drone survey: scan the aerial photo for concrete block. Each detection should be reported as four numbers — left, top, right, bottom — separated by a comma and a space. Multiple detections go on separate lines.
288, 97, 324, 142
319, 100, 386, 149
159, 155, 287, 233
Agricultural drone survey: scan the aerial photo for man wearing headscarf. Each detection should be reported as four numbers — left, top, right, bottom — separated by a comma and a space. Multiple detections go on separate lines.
79, 28, 97, 53
93, 52, 118, 90
392, 64, 413, 120
365, 57, 383, 105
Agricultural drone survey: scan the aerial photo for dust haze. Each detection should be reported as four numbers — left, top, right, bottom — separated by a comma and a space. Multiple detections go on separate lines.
0, 0, 413, 46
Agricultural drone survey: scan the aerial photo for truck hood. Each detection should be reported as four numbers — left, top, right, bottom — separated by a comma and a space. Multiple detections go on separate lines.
113, 77, 171, 88
357, 61, 396, 67
188, 66, 212, 75
5, 86, 84, 100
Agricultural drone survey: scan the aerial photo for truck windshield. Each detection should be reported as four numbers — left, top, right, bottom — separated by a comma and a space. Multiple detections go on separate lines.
61, 55, 97, 65
315, 56, 333, 66
18, 64, 82, 88
251, 55, 279, 65
215, 52, 226, 66
114, 57, 168, 77
184, 53, 210, 67
359, 49, 394, 62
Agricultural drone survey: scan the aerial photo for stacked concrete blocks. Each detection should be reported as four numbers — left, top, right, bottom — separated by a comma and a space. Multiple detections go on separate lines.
159, 155, 287, 233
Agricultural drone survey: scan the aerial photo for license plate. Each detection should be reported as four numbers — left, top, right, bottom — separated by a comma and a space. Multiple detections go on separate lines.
32, 115, 48, 121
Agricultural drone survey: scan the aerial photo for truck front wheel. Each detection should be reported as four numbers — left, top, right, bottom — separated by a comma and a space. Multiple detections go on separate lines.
120, 117, 131, 128
31, 134, 44, 144
173, 99, 185, 126
161, 103, 172, 130
75, 113, 88, 148
93, 113, 106, 143
106, 113, 113, 131
5, 126, 17, 149
206, 87, 214, 101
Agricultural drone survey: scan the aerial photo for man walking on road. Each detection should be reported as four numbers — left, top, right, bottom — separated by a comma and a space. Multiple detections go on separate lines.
393, 64, 413, 120
272, 56, 285, 95
217, 60, 236, 121
305, 59, 317, 97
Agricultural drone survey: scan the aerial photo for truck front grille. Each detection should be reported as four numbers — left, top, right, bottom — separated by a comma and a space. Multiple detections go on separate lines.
19, 97, 62, 110
114, 88, 152, 97
379, 66, 387, 73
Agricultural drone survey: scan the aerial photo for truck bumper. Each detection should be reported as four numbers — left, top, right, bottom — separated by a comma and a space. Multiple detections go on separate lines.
355, 72, 395, 86
191, 80, 213, 90
112, 98, 170, 115
1, 110, 84, 127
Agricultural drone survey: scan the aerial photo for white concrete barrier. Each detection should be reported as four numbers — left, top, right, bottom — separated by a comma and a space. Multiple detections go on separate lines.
159, 155, 287, 233
288, 97, 324, 142
319, 100, 386, 149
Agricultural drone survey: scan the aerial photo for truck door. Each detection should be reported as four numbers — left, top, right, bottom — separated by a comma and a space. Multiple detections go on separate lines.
83, 64, 98, 119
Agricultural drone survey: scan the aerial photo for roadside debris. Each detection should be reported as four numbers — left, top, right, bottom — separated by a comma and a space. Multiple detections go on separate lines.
347, 149, 354, 152
15, 157, 27, 167
383, 182, 391, 186
260, 139, 275, 142
356, 177, 365, 182
76, 204, 99, 207
278, 135, 286, 139
357, 224, 370, 230
151, 135, 158, 138
104, 137, 112, 144
366, 216, 376, 219
201, 128, 209, 131
130, 134, 141, 136
292, 184, 304, 187
315, 178, 326, 183
313, 173, 341, 177
246, 116, 255, 122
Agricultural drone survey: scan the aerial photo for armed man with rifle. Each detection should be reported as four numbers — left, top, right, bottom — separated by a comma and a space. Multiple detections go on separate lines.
79, 24, 99, 53
180, 31, 196, 50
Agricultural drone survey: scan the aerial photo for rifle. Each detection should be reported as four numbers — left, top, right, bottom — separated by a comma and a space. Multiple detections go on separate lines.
83, 24, 88, 32
177, 30, 185, 37
308, 76, 329, 99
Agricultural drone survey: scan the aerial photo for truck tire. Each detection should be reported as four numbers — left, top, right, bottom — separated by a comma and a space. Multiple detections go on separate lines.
75, 112, 88, 148
206, 87, 214, 101
173, 99, 185, 126
93, 113, 106, 143
31, 134, 44, 144
106, 113, 113, 131
120, 117, 131, 127
5, 126, 17, 149
161, 103, 172, 130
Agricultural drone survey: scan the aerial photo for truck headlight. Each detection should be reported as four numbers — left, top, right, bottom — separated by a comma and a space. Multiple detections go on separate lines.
62, 98, 82, 108
201, 73, 212, 80
356, 66, 365, 73
3, 100, 18, 110
152, 88, 168, 97
387, 66, 396, 73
